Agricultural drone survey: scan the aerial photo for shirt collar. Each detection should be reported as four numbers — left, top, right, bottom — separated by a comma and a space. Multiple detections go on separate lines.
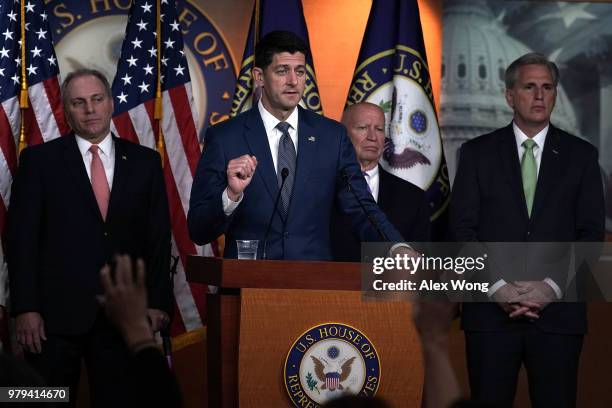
258, 100, 299, 135
513, 122, 548, 150
363, 164, 379, 178
76, 132, 113, 157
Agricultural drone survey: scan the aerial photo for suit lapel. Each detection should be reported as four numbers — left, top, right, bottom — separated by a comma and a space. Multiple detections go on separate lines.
289, 107, 316, 215
377, 166, 390, 207
530, 126, 563, 221
498, 125, 530, 220
61, 133, 103, 221
107, 136, 129, 223
244, 108, 277, 200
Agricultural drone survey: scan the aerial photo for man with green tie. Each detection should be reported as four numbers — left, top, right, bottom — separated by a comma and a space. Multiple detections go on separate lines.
450, 53, 604, 407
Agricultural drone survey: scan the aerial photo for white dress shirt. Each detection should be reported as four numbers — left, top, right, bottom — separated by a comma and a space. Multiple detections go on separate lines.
514, 122, 548, 177
75, 132, 115, 189
222, 101, 299, 214
362, 165, 380, 202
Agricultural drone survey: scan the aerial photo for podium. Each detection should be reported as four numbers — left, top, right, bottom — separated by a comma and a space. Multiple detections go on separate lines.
186, 256, 423, 407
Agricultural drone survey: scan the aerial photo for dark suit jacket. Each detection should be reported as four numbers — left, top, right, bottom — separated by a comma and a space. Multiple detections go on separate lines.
187, 106, 403, 260
128, 347, 183, 407
450, 124, 604, 334
331, 166, 431, 262
7, 134, 171, 335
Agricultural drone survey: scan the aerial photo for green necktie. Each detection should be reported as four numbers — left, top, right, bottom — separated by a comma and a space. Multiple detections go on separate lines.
521, 139, 537, 217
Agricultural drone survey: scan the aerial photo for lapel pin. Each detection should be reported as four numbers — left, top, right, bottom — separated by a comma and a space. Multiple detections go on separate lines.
308, 136, 316, 142
552, 149, 559, 155
122, 155, 127, 160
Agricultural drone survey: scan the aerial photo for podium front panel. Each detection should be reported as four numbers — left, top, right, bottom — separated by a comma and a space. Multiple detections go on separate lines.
238, 288, 423, 407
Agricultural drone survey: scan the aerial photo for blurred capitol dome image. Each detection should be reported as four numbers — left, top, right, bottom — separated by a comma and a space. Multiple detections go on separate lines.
440, 0, 577, 182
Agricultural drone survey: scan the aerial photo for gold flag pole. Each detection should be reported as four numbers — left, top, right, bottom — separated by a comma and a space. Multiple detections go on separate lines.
154, 0, 165, 166
18, 0, 28, 153
254, 0, 261, 44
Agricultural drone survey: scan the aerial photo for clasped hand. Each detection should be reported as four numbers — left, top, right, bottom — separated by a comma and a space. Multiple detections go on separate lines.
493, 281, 556, 320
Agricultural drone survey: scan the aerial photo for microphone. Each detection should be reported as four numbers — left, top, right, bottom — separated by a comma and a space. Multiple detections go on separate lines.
341, 169, 388, 241
262, 167, 289, 259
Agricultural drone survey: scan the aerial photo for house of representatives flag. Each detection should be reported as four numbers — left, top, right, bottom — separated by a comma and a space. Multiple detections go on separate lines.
231, 0, 323, 116
346, 0, 449, 239
110, 0, 211, 335
0, 0, 68, 348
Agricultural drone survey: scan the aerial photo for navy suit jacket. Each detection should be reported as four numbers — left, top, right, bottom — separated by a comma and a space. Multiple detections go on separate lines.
188, 106, 403, 260
450, 124, 605, 334
7, 134, 171, 335
331, 166, 430, 262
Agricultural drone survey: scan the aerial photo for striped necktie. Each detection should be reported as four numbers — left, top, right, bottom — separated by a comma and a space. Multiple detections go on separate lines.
276, 122, 296, 218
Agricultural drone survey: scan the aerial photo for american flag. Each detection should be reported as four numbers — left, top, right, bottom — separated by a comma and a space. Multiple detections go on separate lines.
110, 0, 211, 335
0, 0, 69, 347
0, 0, 68, 240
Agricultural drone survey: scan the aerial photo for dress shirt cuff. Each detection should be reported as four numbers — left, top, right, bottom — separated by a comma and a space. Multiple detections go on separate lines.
543, 277, 563, 300
487, 279, 507, 298
389, 242, 414, 254
222, 188, 243, 215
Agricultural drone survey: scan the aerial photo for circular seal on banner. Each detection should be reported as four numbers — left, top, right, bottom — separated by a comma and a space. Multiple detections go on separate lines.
348, 46, 442, 192
347, 45, 450, 222
284, 323, 381, 406
46, 0, 236, 141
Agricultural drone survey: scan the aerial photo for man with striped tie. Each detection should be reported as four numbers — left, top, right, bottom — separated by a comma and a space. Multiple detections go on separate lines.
189, 31, 403, 260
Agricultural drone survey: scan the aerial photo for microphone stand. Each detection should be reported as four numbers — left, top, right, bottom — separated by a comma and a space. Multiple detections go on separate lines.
341, 170, 388, 241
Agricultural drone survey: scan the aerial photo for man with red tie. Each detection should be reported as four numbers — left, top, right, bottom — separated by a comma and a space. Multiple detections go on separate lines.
7, 69, 171, 407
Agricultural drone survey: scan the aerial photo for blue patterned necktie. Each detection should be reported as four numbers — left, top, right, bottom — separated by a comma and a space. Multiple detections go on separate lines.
362, 171, 373, 196
276, 122, 296, 218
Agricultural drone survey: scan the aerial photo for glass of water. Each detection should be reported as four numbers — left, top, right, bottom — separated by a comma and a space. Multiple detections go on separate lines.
236, 240, 259, 259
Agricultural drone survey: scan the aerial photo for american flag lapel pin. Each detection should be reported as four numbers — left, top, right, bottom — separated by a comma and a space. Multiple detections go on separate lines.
308, 136, 316, 142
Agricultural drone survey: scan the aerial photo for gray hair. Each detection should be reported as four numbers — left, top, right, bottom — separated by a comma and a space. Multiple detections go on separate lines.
505, 53, 559, 89
61, 68, 112, 105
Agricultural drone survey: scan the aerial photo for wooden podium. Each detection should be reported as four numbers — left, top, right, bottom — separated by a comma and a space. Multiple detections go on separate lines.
186, 256, 423, 407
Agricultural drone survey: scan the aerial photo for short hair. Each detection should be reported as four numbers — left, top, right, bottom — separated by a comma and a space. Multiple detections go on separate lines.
61, 68, 112, 105
254, 30, 310, 70
505, 53, 559, 89
341, 102, 385, 126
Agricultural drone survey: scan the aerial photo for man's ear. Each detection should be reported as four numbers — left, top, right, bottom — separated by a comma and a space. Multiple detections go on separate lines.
252, 67, 264, 87
505, 88, 514, 109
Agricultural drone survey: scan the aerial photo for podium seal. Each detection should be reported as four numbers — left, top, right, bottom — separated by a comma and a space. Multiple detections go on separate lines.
284, 323, 381, 406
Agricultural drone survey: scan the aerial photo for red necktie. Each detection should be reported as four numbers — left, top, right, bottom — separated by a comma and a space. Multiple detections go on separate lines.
89, 145, 110, 220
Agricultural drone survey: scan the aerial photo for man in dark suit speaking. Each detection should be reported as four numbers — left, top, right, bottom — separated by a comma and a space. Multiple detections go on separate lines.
450, 53, 604, 407
332, 102, 430, 262
188, 31, 403, 260
7, 69, 171, 407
